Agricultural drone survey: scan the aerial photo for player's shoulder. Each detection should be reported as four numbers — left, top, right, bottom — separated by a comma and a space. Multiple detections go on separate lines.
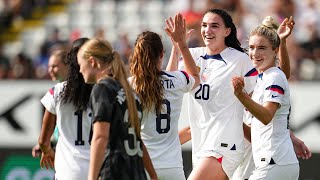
265, 67, 286, 80
93, 78, 121, 99
55, 81, 66, 90
221, 47, 249, 61
263, 67, 288, 88
97, 78, 121, 91
47, 81, 66, 97
161, 70, 187, 81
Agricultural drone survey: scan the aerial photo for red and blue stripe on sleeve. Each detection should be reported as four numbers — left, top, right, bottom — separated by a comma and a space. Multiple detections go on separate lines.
180, 71, 190, 84
265, 85, 284, 94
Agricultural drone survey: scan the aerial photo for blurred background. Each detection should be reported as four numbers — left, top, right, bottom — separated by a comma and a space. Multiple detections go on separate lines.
0, 0, 319, 179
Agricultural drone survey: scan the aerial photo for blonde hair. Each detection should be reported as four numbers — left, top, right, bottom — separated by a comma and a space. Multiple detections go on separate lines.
81, 39, 141, 136
129, 31, 164, 113
250, 16, 280, 49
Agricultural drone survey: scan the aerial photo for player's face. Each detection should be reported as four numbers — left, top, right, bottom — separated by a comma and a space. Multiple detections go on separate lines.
48, 56, 68, 82
249, 35, 278, 73
201, 13, 230, 50
77, 48, 96, 84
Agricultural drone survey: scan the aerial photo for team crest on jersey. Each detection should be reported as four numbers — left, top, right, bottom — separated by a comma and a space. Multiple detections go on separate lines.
201, 67, 213, 82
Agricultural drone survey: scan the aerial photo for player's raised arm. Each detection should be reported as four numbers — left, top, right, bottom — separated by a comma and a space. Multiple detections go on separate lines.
277, 16, 295, 79
165, 16, 194, 71
165, 13, 200, 90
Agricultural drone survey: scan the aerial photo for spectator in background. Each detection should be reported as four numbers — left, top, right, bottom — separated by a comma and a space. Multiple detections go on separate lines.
42, 28, 66, 53
0, 0, 22, 32
35, 28, 68, 79
206, 0, 245, 25
113, 33, 132, 75
8, 52, 34, 79
294, 0, 320, 80
113, 33, 132, 65
270, 0, 295, 22
94, 27, 106, 41
180, 0, 205, 48
0, 43, 10, 79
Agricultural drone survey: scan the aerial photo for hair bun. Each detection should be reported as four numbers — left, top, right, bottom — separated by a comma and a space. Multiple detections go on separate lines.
262, 16, 279, 31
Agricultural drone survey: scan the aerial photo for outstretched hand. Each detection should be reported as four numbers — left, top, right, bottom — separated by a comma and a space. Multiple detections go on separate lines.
277, 16, 295, 40
165, 16, 194, 47
40, 146, 55, 169
165, 13, 189, 46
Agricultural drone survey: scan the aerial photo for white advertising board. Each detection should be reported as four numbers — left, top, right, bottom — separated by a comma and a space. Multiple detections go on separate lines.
0, 81, 319, 152
0, 80, 55, 148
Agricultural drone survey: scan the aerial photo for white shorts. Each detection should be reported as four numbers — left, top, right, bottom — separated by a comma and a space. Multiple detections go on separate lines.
193, 150, 244, 179
232, 147, 254, 180
249, 163, 299, 180
146, 167, 185, 180
54, 143, 89, 180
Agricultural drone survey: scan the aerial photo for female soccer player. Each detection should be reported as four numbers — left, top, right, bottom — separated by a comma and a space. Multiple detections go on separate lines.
77, 39, 156, 180
32, 49, 69, 158
168, 9, 257, 180
38, 37, 93, 180
47, 50, 69, 82
232, 16, 300, 179
129, 13, 200, 180
232, 16, 312, 180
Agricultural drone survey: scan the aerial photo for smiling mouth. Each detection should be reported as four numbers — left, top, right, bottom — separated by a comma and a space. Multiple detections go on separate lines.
204, 35, 214, 40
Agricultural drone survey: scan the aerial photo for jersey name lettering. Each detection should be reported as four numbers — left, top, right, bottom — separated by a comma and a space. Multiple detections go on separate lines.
161, 79, 175, 89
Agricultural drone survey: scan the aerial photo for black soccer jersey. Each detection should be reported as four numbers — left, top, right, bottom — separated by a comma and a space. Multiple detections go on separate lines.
89, 77, 147, 180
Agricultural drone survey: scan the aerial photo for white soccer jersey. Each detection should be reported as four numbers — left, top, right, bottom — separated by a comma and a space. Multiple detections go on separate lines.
41, 82, 91, 180
181, 47, 257, 167
131, 70, 195, 169
250, 67, 298, 168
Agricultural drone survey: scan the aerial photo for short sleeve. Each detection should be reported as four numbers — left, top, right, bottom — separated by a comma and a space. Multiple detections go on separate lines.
41, 86, 57, 114
91, 84, 114, 123
263, 76, 286, 105
180, 70, 195, 93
